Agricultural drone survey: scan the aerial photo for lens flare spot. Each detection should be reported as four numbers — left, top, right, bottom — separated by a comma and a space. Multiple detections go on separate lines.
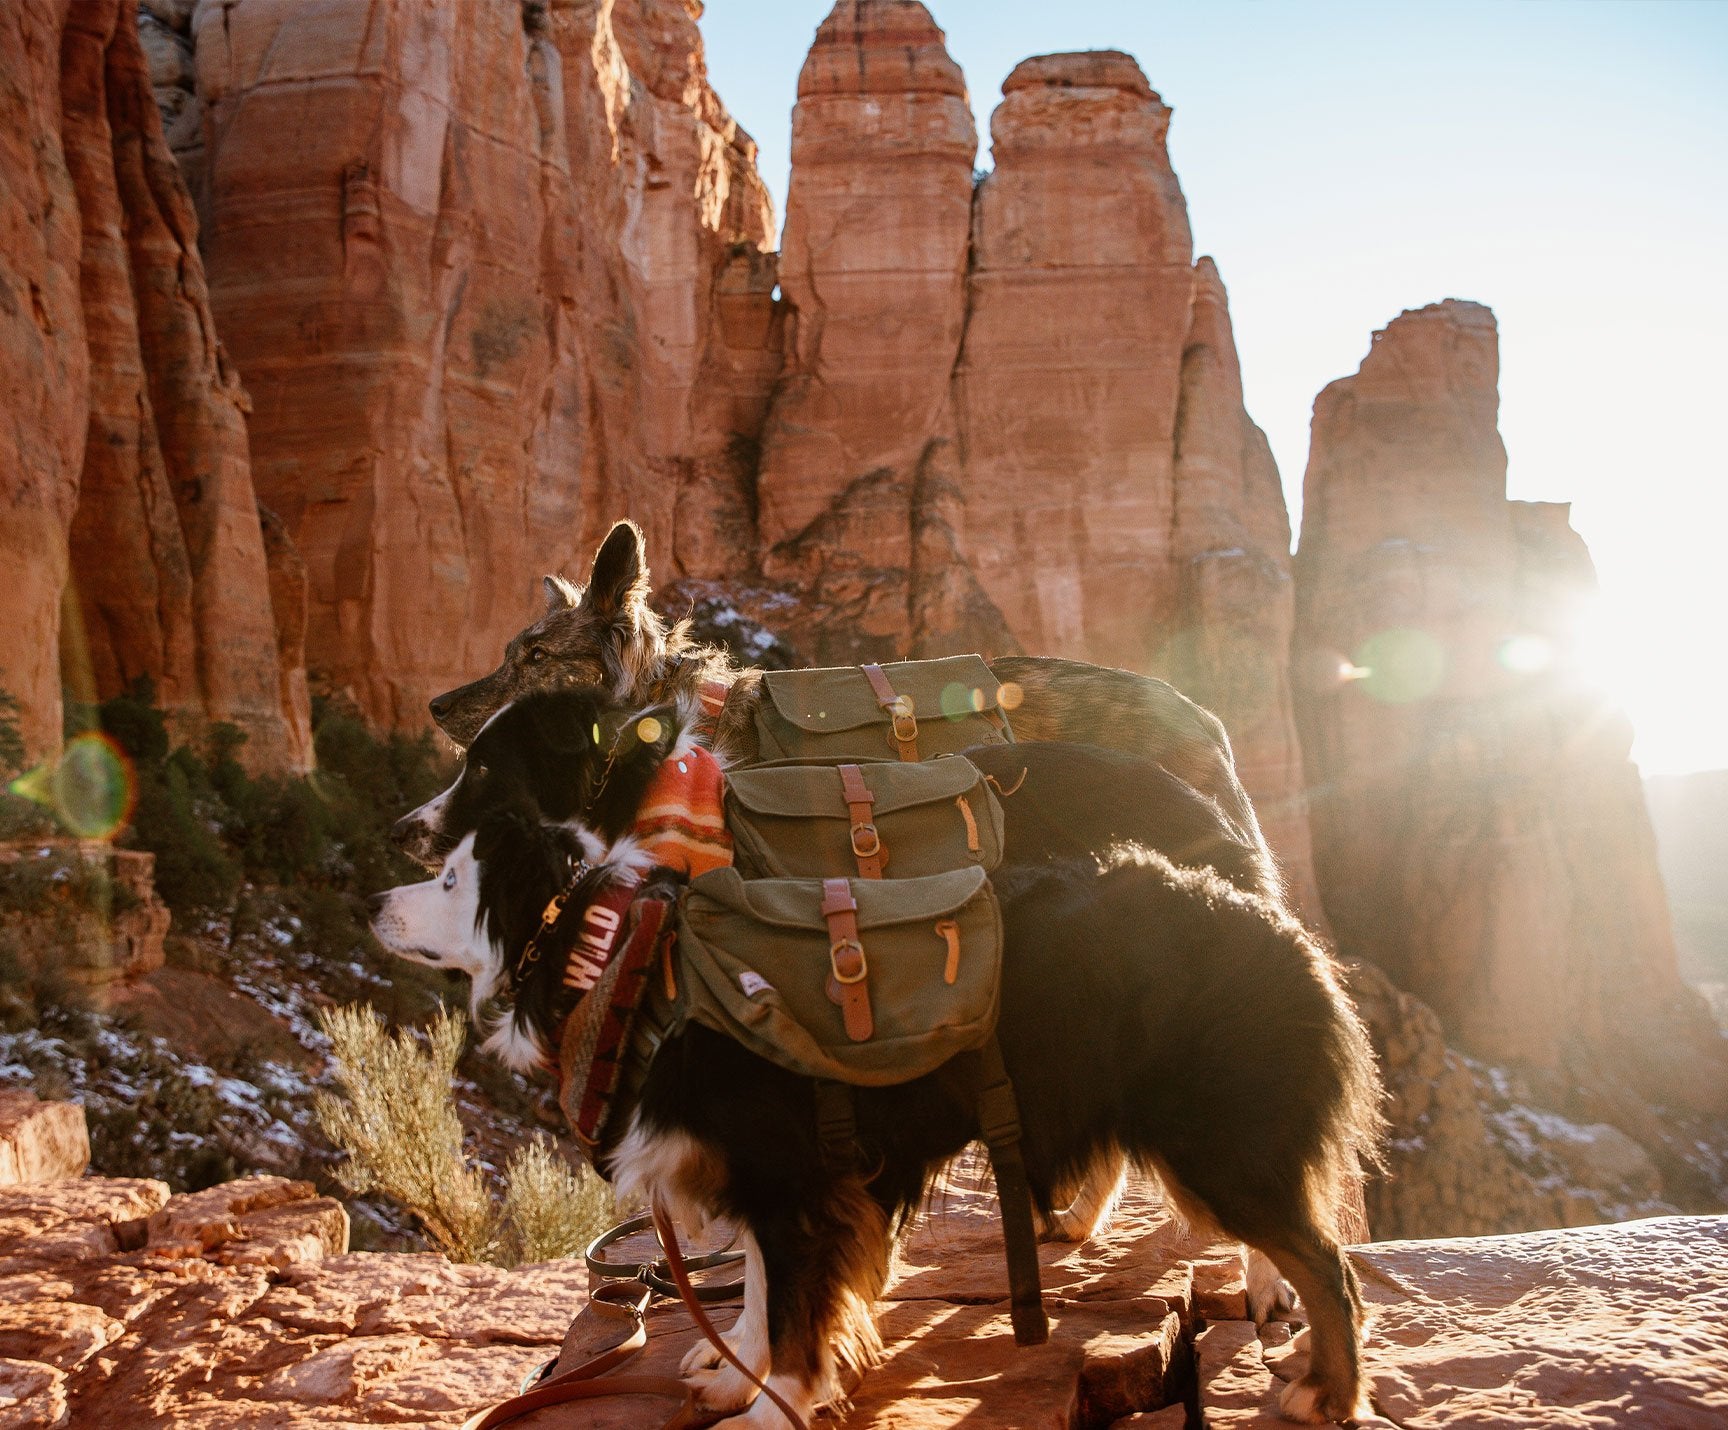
635, 715, 663, 745
9, 733, 137, 840
997, 681, 1024, 712
1352, 628, 1446, 705
1498, 634, 1554, 675
940, 682, 987, 720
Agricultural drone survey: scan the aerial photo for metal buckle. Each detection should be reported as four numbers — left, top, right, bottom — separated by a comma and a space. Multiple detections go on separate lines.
850, 822, 881, 858
829, 938, 868, 984
889, 708, 918, 744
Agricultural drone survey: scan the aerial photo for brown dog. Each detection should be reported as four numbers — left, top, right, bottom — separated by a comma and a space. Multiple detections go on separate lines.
429, 521, 1278, 885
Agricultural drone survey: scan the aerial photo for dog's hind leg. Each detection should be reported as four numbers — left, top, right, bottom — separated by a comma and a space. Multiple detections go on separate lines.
709, 1176, 891, 1428
1253, 1227, 1368, 1423
1041, 1154, 1128, 1243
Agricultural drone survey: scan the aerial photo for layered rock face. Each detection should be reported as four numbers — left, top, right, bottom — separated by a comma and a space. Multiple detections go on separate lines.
956, 50, 1193, 669
756, 0, 1003, 659
1294, 301, 1724, 1113
751, 17, 1319, 910
0, 0, 88, 763
193, 0, 777, 729
0, 0, 307, 771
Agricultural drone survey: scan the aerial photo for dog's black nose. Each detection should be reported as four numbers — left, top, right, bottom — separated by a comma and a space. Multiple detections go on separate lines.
429, 693, 451, 721
365, 891, 389, 916
389, 814, 417, 851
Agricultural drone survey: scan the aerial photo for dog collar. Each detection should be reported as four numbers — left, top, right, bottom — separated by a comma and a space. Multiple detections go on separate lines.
513, 860, 594, 980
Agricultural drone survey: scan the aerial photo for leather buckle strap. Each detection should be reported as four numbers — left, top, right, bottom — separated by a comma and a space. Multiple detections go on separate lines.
820, 878, 873, 1042
838, 763, 885, 878
861, 663, 919, 761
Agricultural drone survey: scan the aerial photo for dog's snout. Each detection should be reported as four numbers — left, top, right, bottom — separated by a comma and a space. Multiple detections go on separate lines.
365, 890, 389, 917
428, 693, 452, 721
389, 812, 419, 851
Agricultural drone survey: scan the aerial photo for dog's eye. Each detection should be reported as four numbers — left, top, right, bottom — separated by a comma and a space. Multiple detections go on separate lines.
442, 868, 458, 891
527, 646, 546, 665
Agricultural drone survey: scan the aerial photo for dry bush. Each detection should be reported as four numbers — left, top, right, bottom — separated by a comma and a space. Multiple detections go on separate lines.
315, 1004, 611, 1265
502, 1133, 613, 1264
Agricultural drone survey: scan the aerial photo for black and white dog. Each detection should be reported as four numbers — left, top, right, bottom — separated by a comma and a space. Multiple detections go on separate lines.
370, 816, 1383, 1426
385, 687, 1298, 1253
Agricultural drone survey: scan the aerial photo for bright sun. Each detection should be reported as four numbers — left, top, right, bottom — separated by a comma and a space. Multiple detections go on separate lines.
1570, 584, 1728, 777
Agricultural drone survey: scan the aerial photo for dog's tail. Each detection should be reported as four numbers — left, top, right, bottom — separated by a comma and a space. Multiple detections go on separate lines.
1301, 937, 1388, 1243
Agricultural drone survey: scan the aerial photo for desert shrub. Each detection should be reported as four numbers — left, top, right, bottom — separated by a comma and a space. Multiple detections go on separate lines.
315, 1004, 499, 1262
501, 1134, 612, 1264
316, 1004, 610, 1266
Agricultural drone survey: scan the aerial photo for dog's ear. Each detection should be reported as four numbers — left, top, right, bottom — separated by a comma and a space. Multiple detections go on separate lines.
585, 520, 650, 619
542, 575, 580, 614
473, 804, 570, 949
521, 692, 599, 758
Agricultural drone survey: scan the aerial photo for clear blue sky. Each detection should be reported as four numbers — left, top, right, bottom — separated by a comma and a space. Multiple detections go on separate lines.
702, 1, 1728, 774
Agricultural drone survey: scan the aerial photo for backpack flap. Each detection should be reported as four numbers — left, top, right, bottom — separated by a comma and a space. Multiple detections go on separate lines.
725, 758, 1005, 881
675, 865, 1002, 1087
751, 656, 1013, 764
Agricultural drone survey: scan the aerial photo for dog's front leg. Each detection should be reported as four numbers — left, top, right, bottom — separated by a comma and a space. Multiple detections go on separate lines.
709, 1176, 891, 1429
682, 1228, 770, 1412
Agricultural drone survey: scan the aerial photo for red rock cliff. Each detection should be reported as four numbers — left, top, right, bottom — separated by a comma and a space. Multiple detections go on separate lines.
192, 0, 776, 730
1293, 300, 1724, 1110
0, 0, 307, 772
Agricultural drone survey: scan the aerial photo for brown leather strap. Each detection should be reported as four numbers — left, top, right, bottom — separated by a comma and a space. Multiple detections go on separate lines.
819, 877, 873, 1042
935, 919, 962, 985
837, 764, 885, 879
861, 663, 919, 761
457, 1281, 702, 1430
654, 1202, 810, 1430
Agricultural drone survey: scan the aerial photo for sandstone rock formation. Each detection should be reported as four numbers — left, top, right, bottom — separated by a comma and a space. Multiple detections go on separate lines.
755, 0, 1002, 660
0, 843, 171, 1010
11, 1122, 1722, 1428
0, 1091, 90, 1187
1294, 301, 1726, 1119
193, 0, 778, 730
748, 16, 1321, 913
956, 49, 1193, 671
0, 0, 308, 772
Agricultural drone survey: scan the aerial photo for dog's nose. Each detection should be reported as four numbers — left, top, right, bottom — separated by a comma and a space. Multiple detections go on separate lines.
429, 693, 451, 721
389, 813, 418, 851
365, 891, 389, 916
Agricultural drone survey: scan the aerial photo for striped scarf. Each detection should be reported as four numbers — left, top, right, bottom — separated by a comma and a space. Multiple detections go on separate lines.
629, 742, 732, 877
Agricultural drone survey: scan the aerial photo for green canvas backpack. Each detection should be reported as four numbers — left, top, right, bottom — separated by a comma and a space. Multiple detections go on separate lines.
673, 864, 1001, 1087
724, 757, 1004, 882
750, 655, 1014, 765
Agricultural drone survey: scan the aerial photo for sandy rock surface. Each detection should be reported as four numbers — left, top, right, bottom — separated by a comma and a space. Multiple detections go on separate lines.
0, 1115, 1725, 1430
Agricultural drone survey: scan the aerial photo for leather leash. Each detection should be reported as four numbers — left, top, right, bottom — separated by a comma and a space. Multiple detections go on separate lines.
456, 1276, 706, 1430
651, 1200, 811, 1430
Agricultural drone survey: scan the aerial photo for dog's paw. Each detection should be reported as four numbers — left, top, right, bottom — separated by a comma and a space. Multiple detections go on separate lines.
681, 1331, 735, 1376
687, 1363, 761, 1415
1038, 1209, 1089, 1243
1277, 1372, 1368, 1424
1246, 1248, 1299, 1322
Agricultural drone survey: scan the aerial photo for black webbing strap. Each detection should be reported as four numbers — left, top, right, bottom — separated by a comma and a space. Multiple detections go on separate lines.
972, 1036, 1049, 1346
814, 1079, 859, 1173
